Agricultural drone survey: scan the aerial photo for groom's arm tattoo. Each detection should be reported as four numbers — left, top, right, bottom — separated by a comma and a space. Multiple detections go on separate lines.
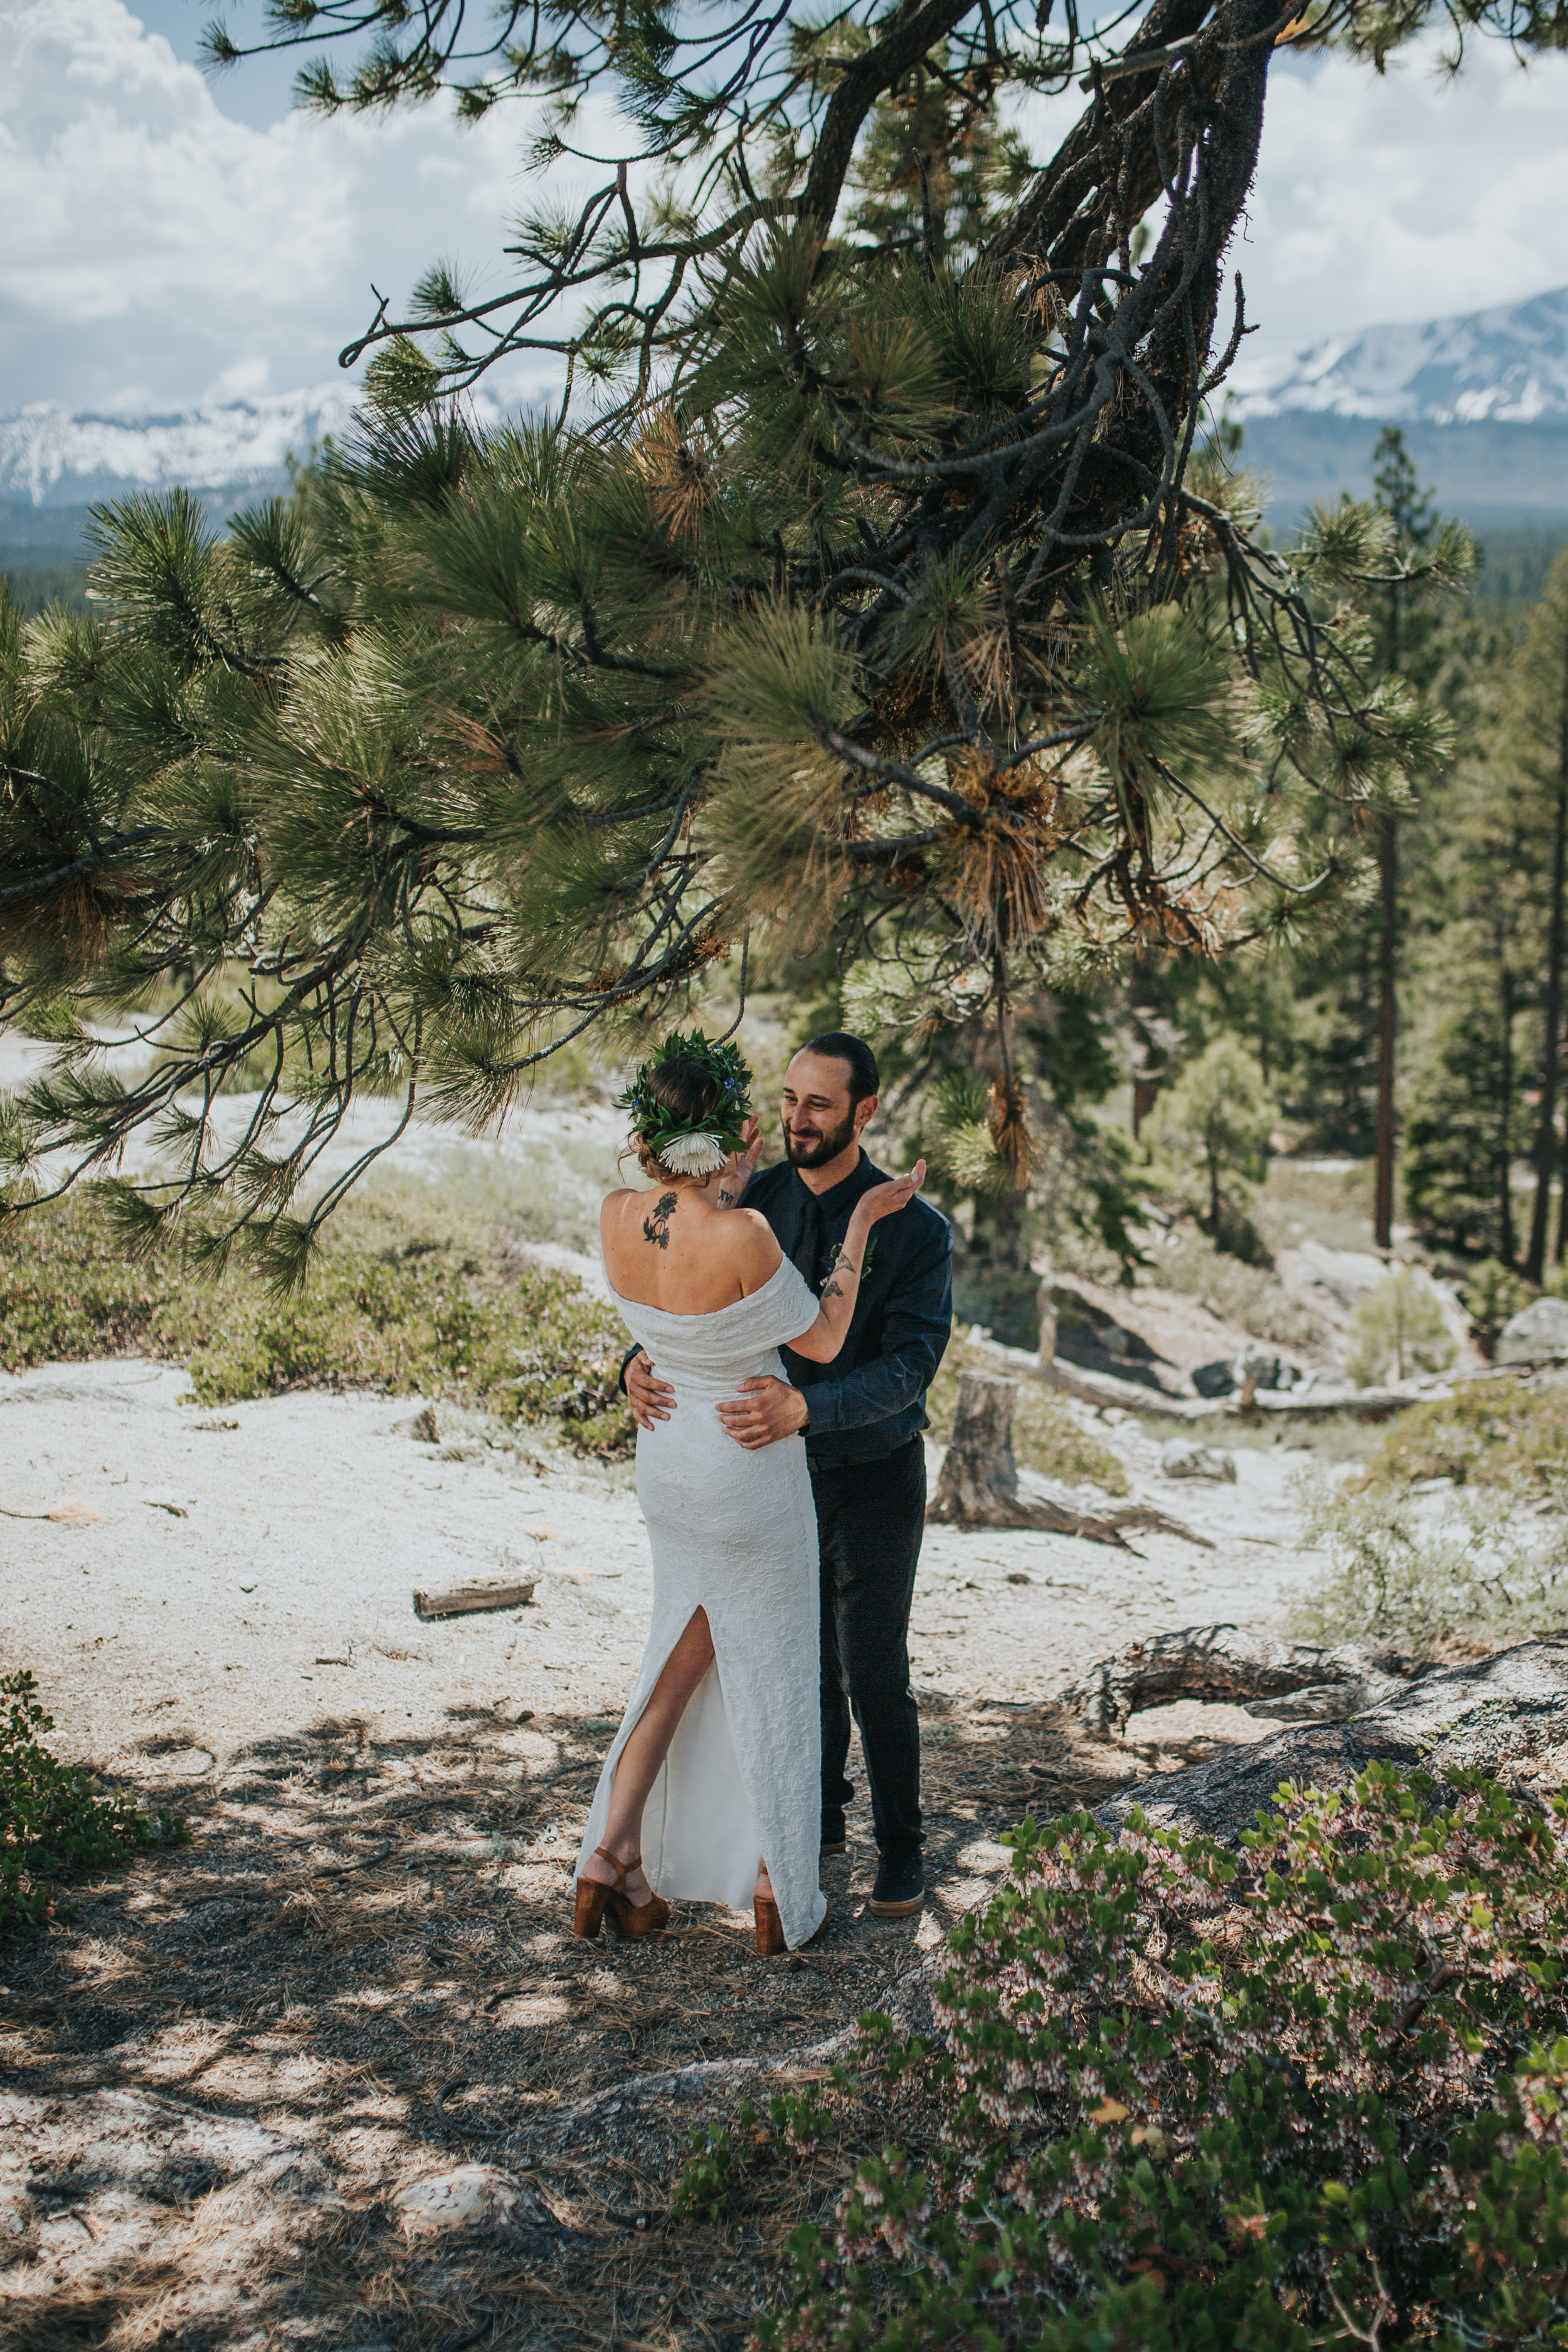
819, 1259, 858, 1305
642, 1192, 679, 1248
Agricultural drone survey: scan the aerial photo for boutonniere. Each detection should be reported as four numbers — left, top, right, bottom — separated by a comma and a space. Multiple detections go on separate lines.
825, 1232, 877, 1288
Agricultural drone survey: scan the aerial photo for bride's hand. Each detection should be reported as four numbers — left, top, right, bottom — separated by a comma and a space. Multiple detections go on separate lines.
852, 1160, 926, 1228
715, 1116, 763, 1210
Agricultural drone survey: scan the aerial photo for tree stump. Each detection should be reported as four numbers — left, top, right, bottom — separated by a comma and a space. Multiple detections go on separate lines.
927, 1372, 1206, 1547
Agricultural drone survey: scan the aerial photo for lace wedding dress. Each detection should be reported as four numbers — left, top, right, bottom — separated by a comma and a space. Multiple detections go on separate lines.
577, 1256, 829, 1949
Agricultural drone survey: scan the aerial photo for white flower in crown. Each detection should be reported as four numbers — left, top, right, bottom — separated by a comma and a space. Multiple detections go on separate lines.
660, 1131, 729, 1176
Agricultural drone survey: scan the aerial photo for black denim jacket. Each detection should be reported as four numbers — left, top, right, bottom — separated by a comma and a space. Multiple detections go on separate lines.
618, 1152, 953, 1466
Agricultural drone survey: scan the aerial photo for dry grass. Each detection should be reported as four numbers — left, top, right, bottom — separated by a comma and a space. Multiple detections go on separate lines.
0, 1692, 1138, 2351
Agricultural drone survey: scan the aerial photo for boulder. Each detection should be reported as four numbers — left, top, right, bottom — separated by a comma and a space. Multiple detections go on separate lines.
1496, 1297, 1568, 1364
1192, 1360, 1235, 1397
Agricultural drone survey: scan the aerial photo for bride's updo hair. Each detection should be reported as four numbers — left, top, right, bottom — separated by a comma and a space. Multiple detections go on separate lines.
632, 1054, 720, 1182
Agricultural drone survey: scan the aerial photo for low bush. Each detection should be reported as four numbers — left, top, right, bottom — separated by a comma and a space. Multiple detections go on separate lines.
1148, 1224, 1318, 1351
768, 1764, 1568, 2352
1, 1672, 185, 1932
1359, 1374, 1568, 1496
1288, 1475, 1568, 1652
0, 1189, 635, 1455
1345, 1267, 1458, 1387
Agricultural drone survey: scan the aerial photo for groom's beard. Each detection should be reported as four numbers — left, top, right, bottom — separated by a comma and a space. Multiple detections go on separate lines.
783, 1110, 858, 1169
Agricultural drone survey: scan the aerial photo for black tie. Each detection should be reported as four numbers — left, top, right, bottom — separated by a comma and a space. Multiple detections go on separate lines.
790, 1187, 822, 1291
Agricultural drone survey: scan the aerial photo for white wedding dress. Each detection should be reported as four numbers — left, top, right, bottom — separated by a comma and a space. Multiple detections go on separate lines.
577, 1256, 829, 1949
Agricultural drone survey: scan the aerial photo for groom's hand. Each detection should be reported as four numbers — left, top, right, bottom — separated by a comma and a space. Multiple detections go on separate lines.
717, 1376, 808, 1449
626, 1350, 676, 1430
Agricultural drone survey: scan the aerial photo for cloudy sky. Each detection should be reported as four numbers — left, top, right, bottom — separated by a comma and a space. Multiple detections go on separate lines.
4, 0, 1568, 417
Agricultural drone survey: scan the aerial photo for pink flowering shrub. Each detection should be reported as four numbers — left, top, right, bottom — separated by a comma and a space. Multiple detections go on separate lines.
765, 1764, 1568, 2350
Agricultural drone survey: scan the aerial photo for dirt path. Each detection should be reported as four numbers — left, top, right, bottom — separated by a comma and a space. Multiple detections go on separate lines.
1, 1358, 1316, 2349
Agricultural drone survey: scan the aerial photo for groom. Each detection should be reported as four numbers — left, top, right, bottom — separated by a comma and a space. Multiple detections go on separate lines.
623, 1033, 953, 1919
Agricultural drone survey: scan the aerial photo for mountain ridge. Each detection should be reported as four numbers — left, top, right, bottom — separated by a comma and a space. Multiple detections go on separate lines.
5, 288, 1568, 554
1235, 285, 1568, 428
0, 385, 363, 509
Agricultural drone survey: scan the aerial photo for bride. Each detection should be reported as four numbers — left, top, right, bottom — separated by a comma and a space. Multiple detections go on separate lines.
574, 1030, 925, 1954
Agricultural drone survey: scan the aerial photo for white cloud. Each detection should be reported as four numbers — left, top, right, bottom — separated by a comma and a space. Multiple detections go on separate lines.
0, 0, 568, 410
1231, 36, 1568, 381
4, 0, 1568, 416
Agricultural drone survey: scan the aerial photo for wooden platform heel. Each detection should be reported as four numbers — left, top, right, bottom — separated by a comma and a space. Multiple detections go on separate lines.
755, 1890, 829, 1956
573, 1846, 670, 1941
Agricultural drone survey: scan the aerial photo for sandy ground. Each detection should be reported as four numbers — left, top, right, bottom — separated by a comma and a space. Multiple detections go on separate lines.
0, 1348, 1322, 2349
1, 1357, 1316, 1776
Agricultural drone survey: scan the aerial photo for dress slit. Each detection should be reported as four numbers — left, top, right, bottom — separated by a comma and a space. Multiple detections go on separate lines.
576, 1257, 829, 1951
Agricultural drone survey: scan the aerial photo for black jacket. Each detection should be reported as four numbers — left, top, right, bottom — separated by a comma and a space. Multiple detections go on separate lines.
619, 1152, 953, 1465
749, 1153, 953, 1463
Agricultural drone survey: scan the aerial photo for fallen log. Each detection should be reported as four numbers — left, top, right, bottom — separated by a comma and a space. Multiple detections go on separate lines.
413, 1579, 536, 1621
1094, 1634, 1568, 1843
928, 1371, 1209, 1547
1062, 1623, 1406, 1737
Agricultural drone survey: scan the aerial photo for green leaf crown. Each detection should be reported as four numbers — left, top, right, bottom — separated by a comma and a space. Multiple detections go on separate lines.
616, 1030, 754, 1160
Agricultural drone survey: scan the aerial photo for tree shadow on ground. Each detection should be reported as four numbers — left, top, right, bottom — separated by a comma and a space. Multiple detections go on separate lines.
0, 1693, 1139, 2351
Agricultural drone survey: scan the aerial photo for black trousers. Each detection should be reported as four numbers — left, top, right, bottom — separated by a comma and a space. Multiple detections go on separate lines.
811, 1436, 926, 1866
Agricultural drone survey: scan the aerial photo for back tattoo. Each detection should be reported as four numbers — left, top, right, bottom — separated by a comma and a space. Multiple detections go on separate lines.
642, 1191, 678, 1249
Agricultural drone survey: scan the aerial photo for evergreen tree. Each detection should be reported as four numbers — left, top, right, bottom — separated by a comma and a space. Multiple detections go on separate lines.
0, 0, 1544, 1268
1366, 426, 1468, 1250
1517, 551, 1568, 1269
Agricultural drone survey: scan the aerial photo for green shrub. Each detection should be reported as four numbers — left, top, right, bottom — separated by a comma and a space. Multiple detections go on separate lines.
1358, 1375, 1568, 1495
1288, 1475, 1568, 1651
1345, 1266, 1457, 1386
0, 1189, 635, 1454
1151, 1222, 1319, 1350
1463, 1258, 1534, 1355
767, 1766, 1568, 2352
1, 1672, 185, 1932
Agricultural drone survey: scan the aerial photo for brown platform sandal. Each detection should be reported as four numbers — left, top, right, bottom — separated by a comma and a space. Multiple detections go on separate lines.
573, 1846, 670, 1941
754, 1889, 830, 1957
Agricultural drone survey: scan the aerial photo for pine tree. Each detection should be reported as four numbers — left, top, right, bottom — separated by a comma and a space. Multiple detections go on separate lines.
1, 0, 1545, 1268
1365, 426, 1466, 1252
1520, 549, 1568, 1269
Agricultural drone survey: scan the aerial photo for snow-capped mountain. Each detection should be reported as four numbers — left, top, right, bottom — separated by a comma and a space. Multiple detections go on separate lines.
0, 384, 371, 509
1236, 285, 1568, 428
6, 290, 1568, 551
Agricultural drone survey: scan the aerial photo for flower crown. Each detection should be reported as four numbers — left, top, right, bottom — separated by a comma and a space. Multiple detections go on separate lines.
616, 1030, 754, 1179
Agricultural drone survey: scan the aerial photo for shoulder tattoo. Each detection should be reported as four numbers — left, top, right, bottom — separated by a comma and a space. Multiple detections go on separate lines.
642, 1192, 678, 1248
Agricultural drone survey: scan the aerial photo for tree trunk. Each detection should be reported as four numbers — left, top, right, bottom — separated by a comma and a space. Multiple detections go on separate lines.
927, 1372, 1204, 1545
1374, 813, 1397, 1251
1527, 772, 1568, 1281
1094, 1634, 1568, 1846
1062, 1624, 1404, 1737
1553, 632, 1568, 1264
1499, 963, 1517, 1269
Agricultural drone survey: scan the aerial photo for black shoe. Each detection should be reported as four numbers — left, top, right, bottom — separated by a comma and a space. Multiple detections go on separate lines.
820, 1819, 847, 1858
820, 1838, 847, 1858
867, 1855, 924, 1918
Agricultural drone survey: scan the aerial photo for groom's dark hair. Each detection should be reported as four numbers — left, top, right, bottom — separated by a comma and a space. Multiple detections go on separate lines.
802, 1032, 879, 1104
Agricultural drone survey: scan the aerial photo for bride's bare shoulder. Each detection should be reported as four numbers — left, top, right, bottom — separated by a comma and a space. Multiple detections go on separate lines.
716, 1206, 783, 1276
